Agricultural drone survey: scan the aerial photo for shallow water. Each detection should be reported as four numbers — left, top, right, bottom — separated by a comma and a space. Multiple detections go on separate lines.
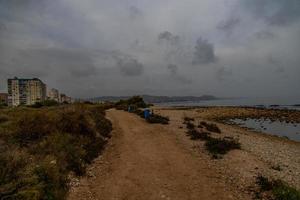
156, 97, 300, 110
230, 118, 300, 142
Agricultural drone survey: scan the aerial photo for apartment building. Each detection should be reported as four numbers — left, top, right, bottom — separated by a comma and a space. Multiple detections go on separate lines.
7, 77, 47, 106
48, 88, 60, 102
60, 93, 72, 104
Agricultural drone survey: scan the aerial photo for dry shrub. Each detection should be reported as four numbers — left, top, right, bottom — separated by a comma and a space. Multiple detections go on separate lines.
1, 104, 112, 199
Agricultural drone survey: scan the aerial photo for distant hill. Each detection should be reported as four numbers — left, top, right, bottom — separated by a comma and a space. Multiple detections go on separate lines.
89, 95, 218, 103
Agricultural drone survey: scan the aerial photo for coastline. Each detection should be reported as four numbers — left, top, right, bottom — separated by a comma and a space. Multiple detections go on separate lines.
153, 106, 300, 195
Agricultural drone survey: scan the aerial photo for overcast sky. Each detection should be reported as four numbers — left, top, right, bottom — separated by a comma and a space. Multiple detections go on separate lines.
0, 0, 299, 98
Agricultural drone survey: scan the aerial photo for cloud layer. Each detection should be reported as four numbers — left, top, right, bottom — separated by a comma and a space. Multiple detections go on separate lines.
0, 0, 299, 98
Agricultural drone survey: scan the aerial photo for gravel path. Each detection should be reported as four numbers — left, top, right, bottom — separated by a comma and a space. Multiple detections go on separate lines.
68, 109, 241, 200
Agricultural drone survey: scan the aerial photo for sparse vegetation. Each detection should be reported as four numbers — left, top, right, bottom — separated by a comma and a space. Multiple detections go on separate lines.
184, 117, 239, 157
186, 121, 195, 129
115, 96, 169, 125
0, 104, 112, 199
186, 129, 210, 140
29, 100, 59, 108
146, 114, 169, 124
200, 121, 221, 133
184, 117, 194, 122
271, 165, 282, 171
0, 114, 8, 124
115, 96, 147, 111
205, 137, 241, 156
256, 175, 300, 200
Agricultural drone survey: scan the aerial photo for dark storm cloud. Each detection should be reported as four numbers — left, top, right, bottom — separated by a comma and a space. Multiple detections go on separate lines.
158, 31, 180, 45
192, 37, 216, 65
241, 0, 300, 26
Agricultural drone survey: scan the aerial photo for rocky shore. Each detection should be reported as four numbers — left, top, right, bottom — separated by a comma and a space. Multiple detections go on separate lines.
154, 106, 300, 199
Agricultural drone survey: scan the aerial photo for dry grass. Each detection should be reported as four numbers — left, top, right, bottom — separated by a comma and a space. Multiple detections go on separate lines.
0, 103, 112, 199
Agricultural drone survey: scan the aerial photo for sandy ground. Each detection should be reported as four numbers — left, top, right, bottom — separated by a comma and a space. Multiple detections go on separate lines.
155, 108, 300, 191
68, 109, 245, 200
68, 107, 300, 200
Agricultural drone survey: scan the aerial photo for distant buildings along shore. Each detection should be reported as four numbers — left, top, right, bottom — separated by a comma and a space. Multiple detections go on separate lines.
5, 77, 72, 106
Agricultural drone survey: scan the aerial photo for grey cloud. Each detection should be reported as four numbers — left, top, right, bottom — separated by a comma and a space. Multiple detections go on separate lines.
241, 0, 300, 26
217, 17, 240, 36
254, 31, 275, 40
167, 64, 178, 75
129, 6, 142, 19
268, 56, 285, 74
158, 31, 180, 45
167, 64, 192, 84
216, 67, 233, 82
0, 0, 299, 98
115, 55, 144, 76
192, 37, 216, 65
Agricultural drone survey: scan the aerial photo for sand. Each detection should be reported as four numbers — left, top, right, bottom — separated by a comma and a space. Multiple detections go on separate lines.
68, 107, 300, 200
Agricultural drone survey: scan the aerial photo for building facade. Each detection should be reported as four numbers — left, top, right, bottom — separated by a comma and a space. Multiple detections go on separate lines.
0, 93, 8, 105
48, 88, 60, 102
8, 77, 47, 106
60, 93, 72, 104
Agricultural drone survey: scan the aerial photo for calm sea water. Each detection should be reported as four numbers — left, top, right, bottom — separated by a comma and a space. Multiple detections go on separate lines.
230, 119, 300, 142
156, 97, 300, 110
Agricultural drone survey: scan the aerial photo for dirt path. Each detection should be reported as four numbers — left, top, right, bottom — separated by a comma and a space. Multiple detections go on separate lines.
68, 109, 237, 200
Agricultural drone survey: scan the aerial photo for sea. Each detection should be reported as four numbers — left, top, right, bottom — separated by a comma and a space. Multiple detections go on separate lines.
155, 97, 300, 142
156, 96, 300, 110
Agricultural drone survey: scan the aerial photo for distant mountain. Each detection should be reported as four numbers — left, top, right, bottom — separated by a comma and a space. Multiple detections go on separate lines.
89, 95, 218, 103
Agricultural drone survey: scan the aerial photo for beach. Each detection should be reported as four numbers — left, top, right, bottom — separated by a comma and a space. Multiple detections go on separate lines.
154, 106, 300, 192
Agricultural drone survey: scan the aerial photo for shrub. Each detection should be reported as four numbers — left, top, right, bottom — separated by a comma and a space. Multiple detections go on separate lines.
115, 96, 147, 111
146, 114, 169, 124
256, 176, 300, 200
205, 137, 241, 156
186, 121, 195, 130
186, 129, 210, 140
133, 109, 144, 118
90, 107, 112, 138
34, 156, 68, 199
56, 109, 95, 137
42, 100, 59, 107
12, 111, 56, 145
1, 104, 112, 198
184, 117, 194, 122
200, 121, 221, 133
0, 114, 8, 124
30, 102, 43, 108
